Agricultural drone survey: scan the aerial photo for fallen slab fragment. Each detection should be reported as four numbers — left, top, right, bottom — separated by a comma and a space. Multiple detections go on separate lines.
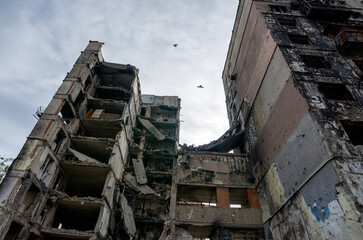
138, 117, 166, 140
124, 173, 155, 195
133, 158, 148, 184
120, 194, 137, 238
68, 148, 104, 165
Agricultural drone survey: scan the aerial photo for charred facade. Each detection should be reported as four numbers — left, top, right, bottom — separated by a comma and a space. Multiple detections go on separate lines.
222, 0, 363, 239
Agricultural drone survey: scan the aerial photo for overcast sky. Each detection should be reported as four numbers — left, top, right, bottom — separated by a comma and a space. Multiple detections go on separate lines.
0, 0, 238, 158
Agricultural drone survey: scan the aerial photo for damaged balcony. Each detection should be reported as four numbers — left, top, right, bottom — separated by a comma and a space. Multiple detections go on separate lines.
144, 137, 178, 154
55, 163, 109, 198
86, 64, 136, 106
93, 86, 132, 102
155, 124, 178, 140
41, 199, 103, 238
148, 175, 172, 196
78, 107, 123, 139
188, 123, 245, 152
126, 158, 172, 195
87, 97, 126, 116
141, 95, 180, 109
302, 1, 353, 23
132, 195, 169, 223
177, 186, 249, 208
175, 185, 262, 228
143, 153, 174, 176
78, 117, 122, 139
149, 107, 178, 125
13, 182, 43, 221
94, 61, 137, 90
138, 117, 177, 142
69, 137, 114, 164
335, 29, 363, 56
177, 152, 254, 186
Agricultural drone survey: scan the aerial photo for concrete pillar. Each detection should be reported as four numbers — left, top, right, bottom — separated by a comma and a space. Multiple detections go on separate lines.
216, 187, 230, 208
247, 188, 260, 208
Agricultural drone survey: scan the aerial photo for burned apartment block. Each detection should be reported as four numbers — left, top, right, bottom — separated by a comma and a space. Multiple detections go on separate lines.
222, 0, 363, 239
0, 40, 264, 239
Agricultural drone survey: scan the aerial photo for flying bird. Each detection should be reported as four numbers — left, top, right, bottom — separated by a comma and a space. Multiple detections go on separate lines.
197, 85, 204, 88
173, 43, 178, 47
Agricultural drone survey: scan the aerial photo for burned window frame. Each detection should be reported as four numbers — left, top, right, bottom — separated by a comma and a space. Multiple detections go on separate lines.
278, 17, 297, 26
317, 81, 355, 101
300, 54, 332, 69
288, 33, 313, 45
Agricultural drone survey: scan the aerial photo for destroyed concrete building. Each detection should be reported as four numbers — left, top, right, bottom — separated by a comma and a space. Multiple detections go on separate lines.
222, 0, 363, 239
1, 0, 363, 239
0, 41, 263, 240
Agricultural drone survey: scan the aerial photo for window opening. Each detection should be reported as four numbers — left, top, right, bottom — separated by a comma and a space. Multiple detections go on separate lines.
60, 101, 75, 123
73, 91, 85, 112
278, 18, 297, 26
353, 59, 363, 72
230, 73, 237, 80
21, 184, 39, 213
340, 120, 363, 146
62, 166, 108, 198
230, 204, 242, 208
40, 156, 52, 172
84, 76, 92, 92
53, 172, 64, 191
300, 55, 331, 69
317, 82, 354, 101
140, 107, 147, 117
54, 130, 66, 153
288, 33, 312, 45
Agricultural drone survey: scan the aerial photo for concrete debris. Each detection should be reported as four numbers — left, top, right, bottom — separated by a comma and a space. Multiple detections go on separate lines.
158, 220, 172, 240
138, 117, 166, 140
68, 148, 103, 165
132, 158, 148, 184
120, 193, 137, 238
124, 173, 155, 195
181, 123, 244, 153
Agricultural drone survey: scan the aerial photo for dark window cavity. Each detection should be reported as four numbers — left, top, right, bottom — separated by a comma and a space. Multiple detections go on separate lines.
340, 120, 363, 146
300, 55, 331, 69
317, 82, 355, 101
